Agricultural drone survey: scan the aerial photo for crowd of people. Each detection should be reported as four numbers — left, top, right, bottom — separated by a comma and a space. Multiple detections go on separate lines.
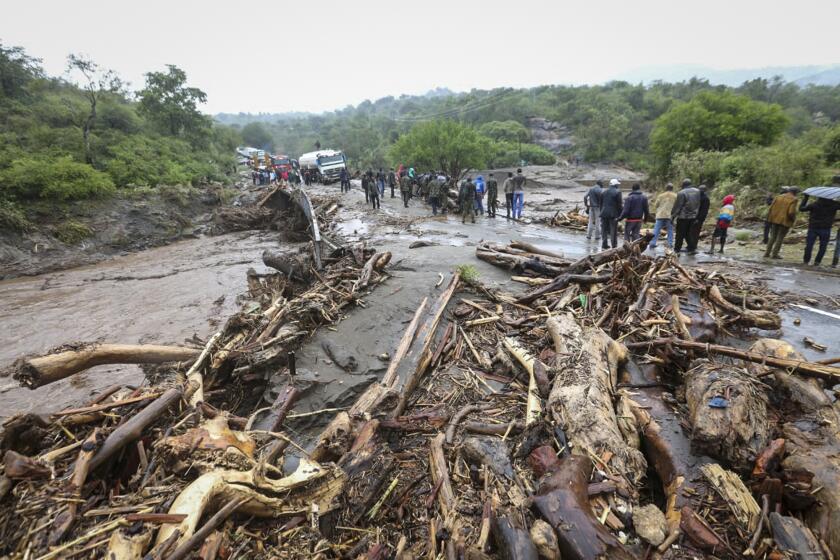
584, 175, 840, 267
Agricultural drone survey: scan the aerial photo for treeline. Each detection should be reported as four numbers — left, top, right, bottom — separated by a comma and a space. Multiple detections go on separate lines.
221, 77, 840, 201
0, 41, 242, 230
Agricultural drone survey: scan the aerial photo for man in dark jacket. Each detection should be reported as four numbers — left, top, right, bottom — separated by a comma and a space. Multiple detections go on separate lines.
800, 192, 840, 266
688, 185, 710, 253
486, 173, 498, 217
671, 179, 701, 253
584, 180, 604, 240
459, 177, 477, 224
600, 179, 623, 249
387, 168, 397, 198
618, 183, 650, 242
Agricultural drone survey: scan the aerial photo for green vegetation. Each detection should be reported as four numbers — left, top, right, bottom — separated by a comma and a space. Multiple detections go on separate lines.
53, 220, 94, 244
0, 41, 241, 217
389, 120, 491, 180
455, 264, 480, 285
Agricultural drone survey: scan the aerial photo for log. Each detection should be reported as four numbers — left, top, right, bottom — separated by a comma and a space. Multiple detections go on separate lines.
628, 338, 840, 383
517, 274, 611, 305
184, 331, 222, 407
544, 314, 646, 484
429, 433, 462, 549
106, 529, 151, 560
508, 240, 566, 261
165, 497, 246, 560
768, 512, 826, 560
519, 234, 651, 303
685, 361, 770, 470
707, 285, 781, 330
12, 344, 200, 389
492, 516, 538, 560
49, 428, 100, 544
502, 337, 542, 426
531, 454, 633, 560
89, 387, 183, 472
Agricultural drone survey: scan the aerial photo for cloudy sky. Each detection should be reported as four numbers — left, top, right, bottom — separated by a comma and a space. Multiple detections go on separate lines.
3, 0, 838, 114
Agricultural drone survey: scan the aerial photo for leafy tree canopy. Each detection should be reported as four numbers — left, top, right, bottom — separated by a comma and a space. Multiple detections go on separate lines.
390, 120, 491, 180
138, 65, 210, 141
241, 122, 273, 150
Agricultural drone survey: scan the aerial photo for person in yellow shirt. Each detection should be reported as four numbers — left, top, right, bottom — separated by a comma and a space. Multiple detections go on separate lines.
647, 183, 678, 251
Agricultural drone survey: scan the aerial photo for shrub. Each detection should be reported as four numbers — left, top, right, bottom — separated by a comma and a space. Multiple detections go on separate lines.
0, 156, 115, 200
53, 220, 94, 244
0, 199, 30, 231
490, 142, 556, 167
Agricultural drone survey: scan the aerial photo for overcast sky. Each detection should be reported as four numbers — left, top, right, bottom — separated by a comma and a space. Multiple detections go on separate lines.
3, 0, 838, 114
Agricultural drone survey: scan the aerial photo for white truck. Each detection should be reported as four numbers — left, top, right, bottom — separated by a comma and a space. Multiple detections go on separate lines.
298, 149, 347, 184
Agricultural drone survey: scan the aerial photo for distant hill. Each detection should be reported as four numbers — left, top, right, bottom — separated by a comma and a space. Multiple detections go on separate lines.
615, 64, 840, 87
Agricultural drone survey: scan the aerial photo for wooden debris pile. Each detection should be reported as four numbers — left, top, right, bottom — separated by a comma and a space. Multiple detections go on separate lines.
545, 207, 589, 230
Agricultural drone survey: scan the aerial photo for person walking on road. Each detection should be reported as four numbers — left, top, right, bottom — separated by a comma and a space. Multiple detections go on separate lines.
361, 172, 371, 203
388, 168, 397, 198
584, 180, 604, 240
671, 179, 701, 253
600, 179, 623, 249
428, 175, 442, 216
799, 191, 840, 266
708, 194, 735, 254
399, 170, 411, 208
340, 168, 350, 192
474, 176, 486, 215
688, 185, 710, 252
368, 173, 380, 209
486, 173, 498, 218
618, 183, 650, 242
764, 187, 800, 259
459, 177, 477, 224
503, 172, 515, 219
512, 168, 526, 219
647, 183, 677, 251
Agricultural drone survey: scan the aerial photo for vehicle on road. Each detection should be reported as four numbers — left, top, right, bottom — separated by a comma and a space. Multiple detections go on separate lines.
299, 149, 347, 184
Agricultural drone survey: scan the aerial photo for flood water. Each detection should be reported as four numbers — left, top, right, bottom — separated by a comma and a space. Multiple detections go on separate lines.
0, 230, 280, 416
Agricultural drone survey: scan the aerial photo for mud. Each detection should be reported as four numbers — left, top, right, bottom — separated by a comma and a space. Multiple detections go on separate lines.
2, 171, 838, 424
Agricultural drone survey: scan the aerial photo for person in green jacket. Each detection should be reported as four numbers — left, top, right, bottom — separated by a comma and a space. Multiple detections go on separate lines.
459, 177, 476, 223
428, 175, 442, 215
503, 172, 515, 219
399, 171, 411, 208
486, 173, 498, 218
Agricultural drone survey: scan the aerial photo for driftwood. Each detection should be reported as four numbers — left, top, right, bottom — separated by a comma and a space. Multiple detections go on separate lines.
492, 516, 538, 560
685, 361, 770, 470
12, 344, 199, 389
519, 234, 652, 303
768, 513, 826, 559
545, 314, 646, 484
530, 452, 633, 560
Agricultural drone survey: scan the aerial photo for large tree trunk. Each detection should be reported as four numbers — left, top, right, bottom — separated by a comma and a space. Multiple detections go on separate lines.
685, 360, 770, 470
12, 344, 200, 388
546, 314, 646, 485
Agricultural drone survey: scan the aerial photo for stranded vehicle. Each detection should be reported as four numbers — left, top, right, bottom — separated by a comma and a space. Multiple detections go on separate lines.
298, 149, 347, 184
271, 154, 296, 174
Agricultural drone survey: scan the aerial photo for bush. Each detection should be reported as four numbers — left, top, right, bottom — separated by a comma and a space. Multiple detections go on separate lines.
54, 220, 94, 244
103, 136, 221, 187
0, 156, 115, 200
0, 199, 30, 231
490, 141, 556, 167
670, 150, 727, 186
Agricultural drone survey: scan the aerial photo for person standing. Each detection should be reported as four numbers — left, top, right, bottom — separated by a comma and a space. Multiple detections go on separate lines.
671, 179, 701, 253
584, 180, 604, 240
428, 175, 442, 216
764, 187, 800, 259
399, 170, 411, 208
486, 173, 498, 218
762, 192, 776, 244
376, 168, 385, 196
474, 176, 485, 216
368, 173, 381, 209
688, 185, 710, 253
459, 177, 477, 224
361, 173, 371, 203
799, 192, 840, 266
503, 172, 515, 219
618, 183, 650, 242
709, 195, 735, 254
388, 168, 397, 198
512, 168, 526, 219
647, 183, 677, 251
600, 179, 623, 249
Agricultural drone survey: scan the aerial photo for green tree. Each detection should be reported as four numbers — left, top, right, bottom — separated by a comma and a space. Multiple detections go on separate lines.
825, 125, 840, 165
0, 41, 42, 99
650, 91, 789, 166
389, 120, 490, 180
137, 65, 209, 140
478, 120, 530, 143
64, 54, 122, 164
241, 122, 273, 150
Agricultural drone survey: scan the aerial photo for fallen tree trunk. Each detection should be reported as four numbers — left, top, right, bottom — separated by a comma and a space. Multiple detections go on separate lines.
625, 338, 840, 383
685, 360, 770, 470
530, 452, 634, 560
12, 344, 200, 389
519, 234, 651, 303
545, 314, 646, 484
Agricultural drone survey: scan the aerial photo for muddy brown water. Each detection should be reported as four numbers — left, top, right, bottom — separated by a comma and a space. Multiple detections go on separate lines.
0, 230, 281, 416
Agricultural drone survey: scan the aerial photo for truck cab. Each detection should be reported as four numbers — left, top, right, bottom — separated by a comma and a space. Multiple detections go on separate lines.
299, 150, 347, 184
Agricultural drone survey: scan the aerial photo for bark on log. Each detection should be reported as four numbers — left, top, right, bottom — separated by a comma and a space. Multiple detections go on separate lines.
508, 240, 566, 261
707, 285, 781, 330
12, 344, 200, 389
685, 361, 770, 470
106, 529, 151, 560
531, 454, 633, 560
545, 314, 646, 484
492, 516, 538, 560
768, 512, 826, 560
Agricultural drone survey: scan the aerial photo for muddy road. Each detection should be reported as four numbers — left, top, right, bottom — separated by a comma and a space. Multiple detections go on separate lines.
2, 176, 839, 424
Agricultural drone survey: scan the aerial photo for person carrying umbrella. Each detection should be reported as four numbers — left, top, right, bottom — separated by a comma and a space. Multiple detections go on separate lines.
801, 176, 840, 267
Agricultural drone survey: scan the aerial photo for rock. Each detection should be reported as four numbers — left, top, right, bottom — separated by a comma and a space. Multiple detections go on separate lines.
461, 437, 514, 479
408, 240, 438, 249
529, 519, 560, 560
632, 504, 667, 546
